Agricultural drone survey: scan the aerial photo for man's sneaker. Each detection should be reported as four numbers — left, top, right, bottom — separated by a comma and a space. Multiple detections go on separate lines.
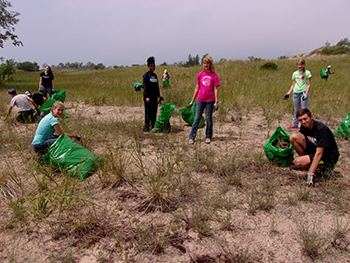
189, 139, 194, 145
290, 164, 300, 170
205, 138, 211, 144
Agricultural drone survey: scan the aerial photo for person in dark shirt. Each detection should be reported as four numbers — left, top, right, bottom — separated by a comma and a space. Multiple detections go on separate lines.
39, 66, 55, 98
142, 56, 163, 131
289, 109, 340, 185
25, 91, 47, 116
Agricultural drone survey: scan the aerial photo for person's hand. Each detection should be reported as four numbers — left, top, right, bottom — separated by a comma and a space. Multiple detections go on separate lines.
305, 173, 314, 186
75, 134, 81, 141
283, 94, 290, 100
213, 101, 219, 112
158, 96, 164, 104
146, 98, 150, 103
186, 101, 193, 109
302, 92, 308, 101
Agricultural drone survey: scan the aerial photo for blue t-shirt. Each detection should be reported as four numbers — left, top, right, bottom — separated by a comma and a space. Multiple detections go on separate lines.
32, 113, 59, 145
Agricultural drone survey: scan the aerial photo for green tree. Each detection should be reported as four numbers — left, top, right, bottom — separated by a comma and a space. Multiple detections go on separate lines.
16, 61, 39, 71
0, 0, 22, 48
0, 58, 15, 80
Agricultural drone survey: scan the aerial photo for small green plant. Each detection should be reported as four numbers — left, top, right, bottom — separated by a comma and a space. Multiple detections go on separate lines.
295, 185, 311, 202
260, 62, 278, 70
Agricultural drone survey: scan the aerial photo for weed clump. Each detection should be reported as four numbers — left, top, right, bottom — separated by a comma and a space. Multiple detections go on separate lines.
260, 62, 278, 70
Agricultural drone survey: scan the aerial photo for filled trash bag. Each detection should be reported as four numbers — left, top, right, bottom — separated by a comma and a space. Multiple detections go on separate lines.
51, 90, 66, 102
179, 100, 205, 128
39, 98, 56, 112
43, 134, 102, 180
320, 68, 328, 78
333, 113, 350, 139
263, 126, 294, 167
151, 103, 175, 132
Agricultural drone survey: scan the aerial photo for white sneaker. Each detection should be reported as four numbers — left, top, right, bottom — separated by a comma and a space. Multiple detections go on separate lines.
205, 138, 211, 144
189, 139, 194, 145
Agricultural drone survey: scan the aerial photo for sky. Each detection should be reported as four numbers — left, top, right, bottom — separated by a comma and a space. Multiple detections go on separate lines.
1, 0, 349, 68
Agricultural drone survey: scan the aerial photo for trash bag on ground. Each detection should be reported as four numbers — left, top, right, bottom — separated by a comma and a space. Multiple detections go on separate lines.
51, 90, 66, 102
263, 126, 294, 167
151, 103, 175, 132
179, 100, 205, 128
43, 134, 102, 180
320, 68, 328, 78
333, 113, 350, 139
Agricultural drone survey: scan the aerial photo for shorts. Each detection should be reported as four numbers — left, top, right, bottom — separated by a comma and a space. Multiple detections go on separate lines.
16, 110, 35, 123
308, 153, 339, 167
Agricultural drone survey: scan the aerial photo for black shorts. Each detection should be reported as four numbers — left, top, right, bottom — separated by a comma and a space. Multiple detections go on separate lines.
308, 153, 339, 167
16, 110, 35, 123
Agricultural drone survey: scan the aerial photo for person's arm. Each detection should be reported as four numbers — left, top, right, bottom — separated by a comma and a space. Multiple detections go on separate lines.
28, 98, 39, 110
287, 80, 295, 95
308, 147, 324, 174
42, 96, 47, 104
191, 84, 200, 103
5, 106, 13, 119
306, 78, 311, 95
51, 79, 54, 90
53, 124, 78, 139
39, 76, 42, 88
214, 86, 219, 102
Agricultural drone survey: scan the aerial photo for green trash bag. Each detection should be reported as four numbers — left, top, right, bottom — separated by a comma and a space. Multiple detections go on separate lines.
39, 98, 56, 112
151, 103, 175, 132
179, 100, 205, 128
320, 68, 328, 78
263, 126, 294, 167
43, 134, 102, 180
162, 79, 170, 87
134, 83, 142, 91
333, 113, 350, 139
51, 90, 66, 102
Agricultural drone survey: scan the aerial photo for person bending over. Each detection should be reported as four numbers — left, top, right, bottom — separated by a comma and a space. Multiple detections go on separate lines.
5, 89, 35, 123
289, 109, 339, 186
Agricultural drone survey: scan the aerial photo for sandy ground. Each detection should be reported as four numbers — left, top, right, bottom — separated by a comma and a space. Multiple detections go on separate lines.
0, 102, 349, 263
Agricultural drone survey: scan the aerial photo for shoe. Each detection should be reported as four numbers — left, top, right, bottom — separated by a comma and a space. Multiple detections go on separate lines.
305, 182, 314, 187
289, 164, 300, 170
189, 139, 194, 145
288, 126, 298, 129
205, 138, 211, 144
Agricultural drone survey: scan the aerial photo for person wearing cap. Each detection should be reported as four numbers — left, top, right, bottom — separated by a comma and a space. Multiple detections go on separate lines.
32, 101, 81, 154
25, 91, 47, 116
5, 89, 35, 123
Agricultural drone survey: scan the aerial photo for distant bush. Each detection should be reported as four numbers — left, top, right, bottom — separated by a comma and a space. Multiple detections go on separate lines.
260, 62, 278, 70
319, 38, 350, 55
16, 61, 39, 71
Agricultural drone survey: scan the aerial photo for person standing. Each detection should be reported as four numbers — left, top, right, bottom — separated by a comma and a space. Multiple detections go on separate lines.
187, 55, 220, 144
142, 56, 162, 132
39, 65, 55, 98
162, 69, 170, 87
289, 109, 339, 186
5, 89, 35, 123
284, 58, 312, 129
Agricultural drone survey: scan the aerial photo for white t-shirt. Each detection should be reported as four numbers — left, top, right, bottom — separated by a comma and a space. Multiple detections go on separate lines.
10, 94, 33, 111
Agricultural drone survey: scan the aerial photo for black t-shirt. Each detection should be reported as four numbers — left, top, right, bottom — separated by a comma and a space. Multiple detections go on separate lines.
32, 93, 45, 106
40, 72, 53, 87
300, 120, 339, 160
143, 71, 160, 99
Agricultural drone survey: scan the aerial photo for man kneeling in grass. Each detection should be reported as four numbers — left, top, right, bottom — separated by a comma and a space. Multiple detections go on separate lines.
289, 108, 340, 186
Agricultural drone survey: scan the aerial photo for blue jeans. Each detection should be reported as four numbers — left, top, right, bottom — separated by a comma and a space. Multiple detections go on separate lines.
33, 135, 59, 154
189, 101, 214, 140
292, 92, 309, 127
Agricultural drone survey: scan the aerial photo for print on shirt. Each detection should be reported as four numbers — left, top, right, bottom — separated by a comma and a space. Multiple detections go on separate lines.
202, 76, 212, 87
307, 136, 317, 146
150, 76, 158, 83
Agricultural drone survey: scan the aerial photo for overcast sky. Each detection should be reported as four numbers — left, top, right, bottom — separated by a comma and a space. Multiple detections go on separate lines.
1, 0, 349, 68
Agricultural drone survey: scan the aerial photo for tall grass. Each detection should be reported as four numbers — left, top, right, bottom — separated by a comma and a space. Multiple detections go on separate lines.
2, 55, 349, 118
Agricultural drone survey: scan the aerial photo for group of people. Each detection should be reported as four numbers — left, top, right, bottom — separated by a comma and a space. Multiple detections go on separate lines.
143, 56, 339, 186
4, 57, 340, 185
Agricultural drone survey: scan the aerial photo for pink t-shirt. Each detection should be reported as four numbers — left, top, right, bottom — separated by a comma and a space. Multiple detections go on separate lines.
197, 71, 220, 102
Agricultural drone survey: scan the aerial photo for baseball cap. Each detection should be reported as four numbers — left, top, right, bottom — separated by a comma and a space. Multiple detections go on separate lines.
25, 91, 32, 97
8, 88, 16, 94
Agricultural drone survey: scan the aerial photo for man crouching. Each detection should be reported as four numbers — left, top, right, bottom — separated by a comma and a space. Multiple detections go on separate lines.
290, 108, 340, 186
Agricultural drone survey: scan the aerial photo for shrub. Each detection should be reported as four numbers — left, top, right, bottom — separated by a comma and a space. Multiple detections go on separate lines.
260, 62, 278, 70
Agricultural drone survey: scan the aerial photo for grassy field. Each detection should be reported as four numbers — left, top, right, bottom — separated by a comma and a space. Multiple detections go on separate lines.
0, 55, 349, 262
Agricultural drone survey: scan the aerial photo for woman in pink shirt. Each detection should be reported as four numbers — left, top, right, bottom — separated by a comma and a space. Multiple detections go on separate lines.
188, 55, 220, 144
